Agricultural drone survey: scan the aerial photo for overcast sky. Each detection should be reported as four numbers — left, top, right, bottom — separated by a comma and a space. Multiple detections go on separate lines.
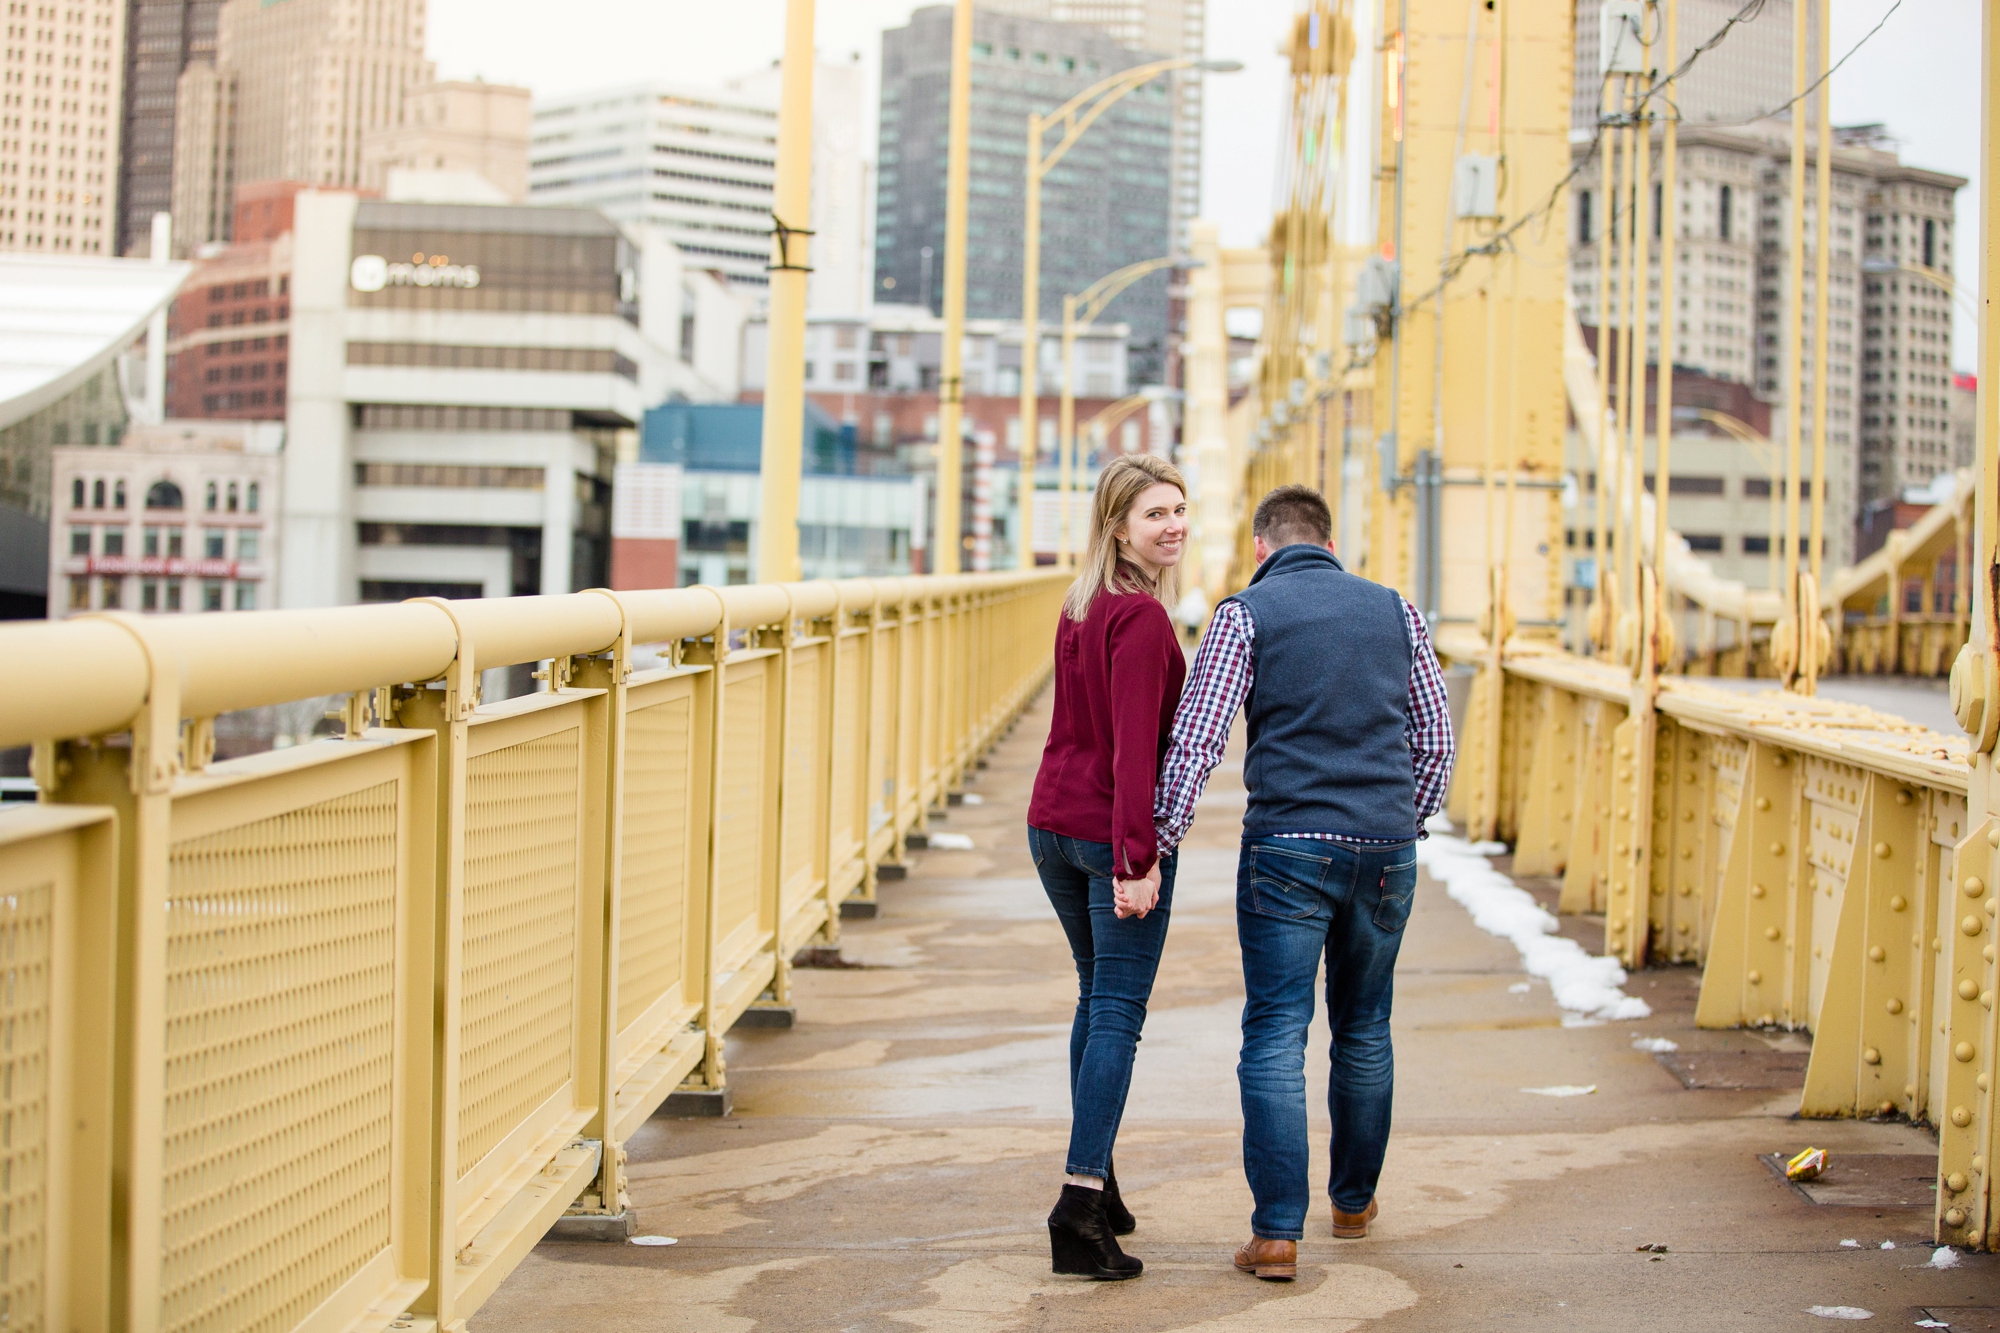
430, 0, 1979, 368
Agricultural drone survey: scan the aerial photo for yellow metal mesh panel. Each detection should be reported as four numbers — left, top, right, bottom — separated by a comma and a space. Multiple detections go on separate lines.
783, 649, 821, 890
829, 637, 863, 857
160, 784, 399, 1333
714, 671, 766, 944
0, 878, 49, 1333
619, 697, 691, 1031
460, 730, 580, 1177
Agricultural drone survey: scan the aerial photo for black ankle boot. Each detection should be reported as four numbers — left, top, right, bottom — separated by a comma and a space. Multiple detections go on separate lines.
1047, 1184, 1143, 1280
1103, 1160, 1135, 1236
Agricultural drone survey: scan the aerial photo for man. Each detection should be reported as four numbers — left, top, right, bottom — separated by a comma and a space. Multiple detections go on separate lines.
1153, 484, 1454, 1281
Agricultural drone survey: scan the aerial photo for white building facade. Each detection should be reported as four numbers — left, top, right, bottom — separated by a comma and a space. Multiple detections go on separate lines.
279, 193, 655, 607
48, 418, 282, 616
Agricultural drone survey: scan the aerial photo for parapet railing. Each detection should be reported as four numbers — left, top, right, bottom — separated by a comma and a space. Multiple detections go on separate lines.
0, 568, 1067, 1333
1446, 638, 1996, 1252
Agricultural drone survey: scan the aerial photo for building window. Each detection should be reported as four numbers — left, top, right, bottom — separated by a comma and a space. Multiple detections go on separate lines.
100, 576, 122, 610
204, 528, 226, 559
92, 478, 105, 509
165, 580, 183, 612
227, 482, 239, 512
142, 526, 160, 557
1924, 217, 1937, 268
205, 481, 218, 512
166, 527, 184, 558
102, 528, 124, 557
234, 582, 257, 611
203, 580, 224, 612
113, 480, 126, 509
247, 482, 260, 513
1577, 189, 1592, 244
141, 580, 158, 612
146, 480, 184, 510
70, 478, 83, 509
237, 530, 259, 561
1719, 184, 1731, 241
69, 526, 90, 556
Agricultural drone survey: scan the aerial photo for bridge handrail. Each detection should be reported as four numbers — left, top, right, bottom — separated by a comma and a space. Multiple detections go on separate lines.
0, 568, 1069, 1332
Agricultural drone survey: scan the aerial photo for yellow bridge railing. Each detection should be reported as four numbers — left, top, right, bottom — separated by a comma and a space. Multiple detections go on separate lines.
1448, 639, 1996, 1251
0, 569, 1065, 1333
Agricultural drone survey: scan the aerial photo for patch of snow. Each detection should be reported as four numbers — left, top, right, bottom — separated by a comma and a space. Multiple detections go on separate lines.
630, 1235, 678, 1246
1418, 831, 1652, 1020
1632, 1037, 1679, 1053
1522, 1084, 1597, 1097
959, 793, 984, 806
1878, 1241, 1894, 1251
1805, 1308, 1872, 1320
1928, 1246, 1961, 1270
1916, 1321, 1949, 1329
927, 832, 975, 850
1839, 1239, 1861, 1248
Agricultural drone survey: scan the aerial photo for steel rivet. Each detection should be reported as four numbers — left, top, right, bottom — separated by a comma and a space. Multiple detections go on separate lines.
1963, 915, 1985, 937
1868, 946, 1885, 962
1947, 1172, 1969, 1193
1985, 991, 1995, 1009
1677, 922, 1690, 934
1955, 1042, 1977, 1063
1951, 1106, 1972, 1128
1863, 1047, 1881, 1065
1960, 979, 1979, 1001
1989, 826, 1999, 847
1878, 1100, 1895, 1116
1770, 842, 1785, 856
1747, 969, 1763, 984
1966, 876, 1985, 898
1886, 998, 1904, 1015
1896, 790, 1913, 806
1945, 1206, 1968, 1226
1751, 883, 1767, 898
1756, 797, 1771, 811
1905, 1083, 1918, 1099
1889, 895, 1907, 912
1679, 885, 1692, 897
1764, 927, 1780, 941
1874, 842, 1891, 859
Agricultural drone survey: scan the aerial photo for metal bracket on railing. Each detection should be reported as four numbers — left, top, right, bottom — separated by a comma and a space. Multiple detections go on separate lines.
531, 655, 578, 692
181, 716, 216, 773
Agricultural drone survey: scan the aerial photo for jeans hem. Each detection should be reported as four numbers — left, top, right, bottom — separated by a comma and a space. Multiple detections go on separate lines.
1064, 1162, 1108, 1179
1253, 1227, 1305, 1242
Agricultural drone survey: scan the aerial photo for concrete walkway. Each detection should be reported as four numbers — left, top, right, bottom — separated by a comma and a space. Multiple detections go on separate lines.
477, 688, 1997, 1331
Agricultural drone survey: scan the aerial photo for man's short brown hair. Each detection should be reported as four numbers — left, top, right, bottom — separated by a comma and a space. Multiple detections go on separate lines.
1252, 485, 1333, 549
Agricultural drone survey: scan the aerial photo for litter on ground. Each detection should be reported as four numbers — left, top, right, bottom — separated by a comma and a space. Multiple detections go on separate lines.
1521, 1085, 1597, 1097
1804, 1307, 1872, 1320
1632, 1037, 1679, 1053
1928, 1247, 1960, 1270
927, 832, 975, 850
629, 1236, 678, 1246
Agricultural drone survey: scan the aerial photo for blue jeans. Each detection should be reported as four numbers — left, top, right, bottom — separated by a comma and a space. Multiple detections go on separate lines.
1236, 835, 1417, 1240
1029, 825, 1176, 1178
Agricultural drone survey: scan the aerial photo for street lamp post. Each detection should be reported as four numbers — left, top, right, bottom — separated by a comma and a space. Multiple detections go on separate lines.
1015, 55, 1239, 569
754, 0, 816, 584
1055, 254, 1188, 565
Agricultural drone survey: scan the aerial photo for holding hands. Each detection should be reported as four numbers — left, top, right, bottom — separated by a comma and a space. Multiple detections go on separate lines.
1113, 862, 1162, 919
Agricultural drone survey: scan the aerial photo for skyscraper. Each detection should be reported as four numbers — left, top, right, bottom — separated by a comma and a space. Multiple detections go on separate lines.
1571, 0, 1793, 133
876, 6, 1174, 385
985, 0, 1207, 240
168, 0, 433, 250
117, 0, 220, 255
1, 0, 126, 254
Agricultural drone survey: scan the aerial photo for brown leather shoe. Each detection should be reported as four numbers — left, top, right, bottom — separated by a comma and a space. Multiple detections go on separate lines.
1332, 1197, 1379, 1239
1232, 1236, 1297, 1281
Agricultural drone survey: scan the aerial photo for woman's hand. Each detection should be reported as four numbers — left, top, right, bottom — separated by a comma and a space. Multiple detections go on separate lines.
1113, 863, 1163, 919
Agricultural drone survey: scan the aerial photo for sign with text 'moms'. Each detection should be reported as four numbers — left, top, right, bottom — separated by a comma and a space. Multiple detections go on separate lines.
351, 253, 482, 292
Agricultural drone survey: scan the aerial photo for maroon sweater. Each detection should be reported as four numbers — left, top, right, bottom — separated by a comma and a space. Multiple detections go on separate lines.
1027, 588, 1187, 877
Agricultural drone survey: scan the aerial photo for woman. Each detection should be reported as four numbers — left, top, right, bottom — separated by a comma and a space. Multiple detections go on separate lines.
1025, 453, 1190, 1281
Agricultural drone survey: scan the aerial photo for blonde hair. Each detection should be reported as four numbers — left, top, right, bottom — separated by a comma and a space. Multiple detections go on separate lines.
1062, 454, 1186, 621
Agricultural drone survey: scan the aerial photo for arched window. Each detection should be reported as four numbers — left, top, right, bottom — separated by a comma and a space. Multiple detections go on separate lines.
205, 480, 218, 512
146, 480, 184, 510
70, 478, 83, 509
113, 480, 126, 509
246, 482, 260, 513
226, 482, 239, 513
92, 479, 105, 509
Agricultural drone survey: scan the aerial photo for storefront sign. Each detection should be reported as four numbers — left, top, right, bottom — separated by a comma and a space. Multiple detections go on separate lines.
81, 556, 241, 578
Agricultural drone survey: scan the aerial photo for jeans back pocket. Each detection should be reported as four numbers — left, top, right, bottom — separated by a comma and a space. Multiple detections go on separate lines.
1371, 856, 1418, 931
1242, 843, 1331, 920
